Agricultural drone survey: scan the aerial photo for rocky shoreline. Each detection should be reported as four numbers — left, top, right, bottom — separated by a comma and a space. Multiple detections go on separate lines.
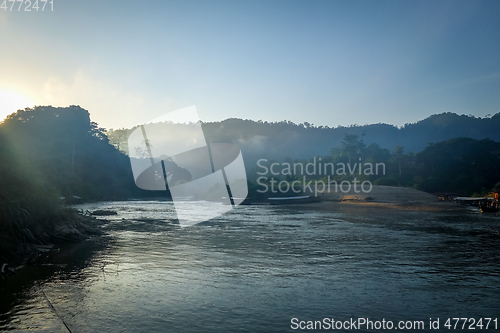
0, 209, 105, 282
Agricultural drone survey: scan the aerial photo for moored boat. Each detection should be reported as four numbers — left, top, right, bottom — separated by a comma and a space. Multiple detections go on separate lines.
268, 195, 320, 205
455, 197, 499, 213
222, 197, 252, 205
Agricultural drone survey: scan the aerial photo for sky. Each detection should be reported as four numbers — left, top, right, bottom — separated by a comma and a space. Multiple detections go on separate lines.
1, 0, 500, 129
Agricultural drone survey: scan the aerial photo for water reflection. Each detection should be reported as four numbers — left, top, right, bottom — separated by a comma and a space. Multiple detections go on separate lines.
1, 201, 499, 332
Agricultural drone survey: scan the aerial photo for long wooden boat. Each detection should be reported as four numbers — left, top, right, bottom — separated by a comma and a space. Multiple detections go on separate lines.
455, 197, 499, 213
222, 197, 252, 205
268, 195, 320, 205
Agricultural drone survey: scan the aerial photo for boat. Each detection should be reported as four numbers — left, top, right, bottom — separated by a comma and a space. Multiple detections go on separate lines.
268, 195, 320, 205
222, 197, 252, 205
455, 197, 499, 213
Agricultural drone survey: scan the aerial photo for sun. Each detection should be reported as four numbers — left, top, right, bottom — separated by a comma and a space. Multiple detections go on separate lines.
0, 90, 33, 122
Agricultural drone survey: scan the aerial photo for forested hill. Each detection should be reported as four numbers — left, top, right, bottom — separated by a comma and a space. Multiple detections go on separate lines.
1, 106, 498, 264
109, 111, 500, 166
0, 105, 144, 202
0, 106, 498, 202
204, 112, 500, 160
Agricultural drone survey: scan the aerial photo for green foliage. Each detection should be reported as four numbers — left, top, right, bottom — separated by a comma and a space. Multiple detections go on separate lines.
1, 106, 499, 255
248, 135, 500, 197
1, 106, 137, 201
197, 112, 500, 168
110, 113, 500, 189
107, 128, 133, 153
0, 106, 148, 262
0, 125, 60, 261
340, 133, 366, 164
415, 138, 500, 194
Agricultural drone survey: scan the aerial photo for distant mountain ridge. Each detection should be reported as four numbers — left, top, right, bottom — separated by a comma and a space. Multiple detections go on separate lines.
107, 112, 500, 168
199, 112, 500, 166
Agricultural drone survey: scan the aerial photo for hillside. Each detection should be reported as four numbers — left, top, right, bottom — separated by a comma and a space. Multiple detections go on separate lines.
109, 112, 500, 169
206, 113, 500, 164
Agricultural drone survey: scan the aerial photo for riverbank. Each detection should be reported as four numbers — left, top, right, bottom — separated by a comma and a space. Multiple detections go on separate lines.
0, 209, 105, 280
303, 200, 466, 212
302, 185, 467, 211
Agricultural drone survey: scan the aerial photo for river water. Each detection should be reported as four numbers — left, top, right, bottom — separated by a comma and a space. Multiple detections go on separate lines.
1, 201, 499, 332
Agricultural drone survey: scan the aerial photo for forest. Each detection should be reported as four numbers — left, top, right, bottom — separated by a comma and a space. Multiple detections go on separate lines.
249, 134, 500, 198
108, 112, 500, 196
1, 106, 500, 262
0, 106, 157, 264
110, 111, 500, 175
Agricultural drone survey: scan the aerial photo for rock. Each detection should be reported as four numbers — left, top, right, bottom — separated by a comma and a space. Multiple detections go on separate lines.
91, 210, 118, 216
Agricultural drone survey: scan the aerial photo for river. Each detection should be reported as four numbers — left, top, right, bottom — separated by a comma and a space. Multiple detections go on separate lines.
1, 201, 499, 332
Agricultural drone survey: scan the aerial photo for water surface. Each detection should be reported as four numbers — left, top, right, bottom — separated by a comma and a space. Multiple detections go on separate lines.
1, 201, 499, 332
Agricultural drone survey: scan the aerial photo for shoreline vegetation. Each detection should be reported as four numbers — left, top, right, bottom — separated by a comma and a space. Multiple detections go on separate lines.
0, 105, 138, 277
1, 106, 499, 280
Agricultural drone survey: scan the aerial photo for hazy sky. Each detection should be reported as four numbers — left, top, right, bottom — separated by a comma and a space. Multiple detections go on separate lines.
1, 0, 499, 129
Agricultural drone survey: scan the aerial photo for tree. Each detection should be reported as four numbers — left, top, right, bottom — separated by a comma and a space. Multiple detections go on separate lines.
392, 145, 404, 176
340, 133, 365, 164
107, 128, 131, 153
0, 105, 138, 200
415, 138, 500, 193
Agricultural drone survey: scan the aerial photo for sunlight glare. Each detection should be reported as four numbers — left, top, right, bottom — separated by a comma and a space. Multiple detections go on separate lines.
0, 90, 33, 121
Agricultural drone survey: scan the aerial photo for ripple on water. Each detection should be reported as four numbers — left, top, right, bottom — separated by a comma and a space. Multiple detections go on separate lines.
1, 201, 499, 332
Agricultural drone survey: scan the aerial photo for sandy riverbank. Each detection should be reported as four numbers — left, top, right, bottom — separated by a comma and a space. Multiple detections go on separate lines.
305, 200, 466, 212
305, 185, 467, 211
